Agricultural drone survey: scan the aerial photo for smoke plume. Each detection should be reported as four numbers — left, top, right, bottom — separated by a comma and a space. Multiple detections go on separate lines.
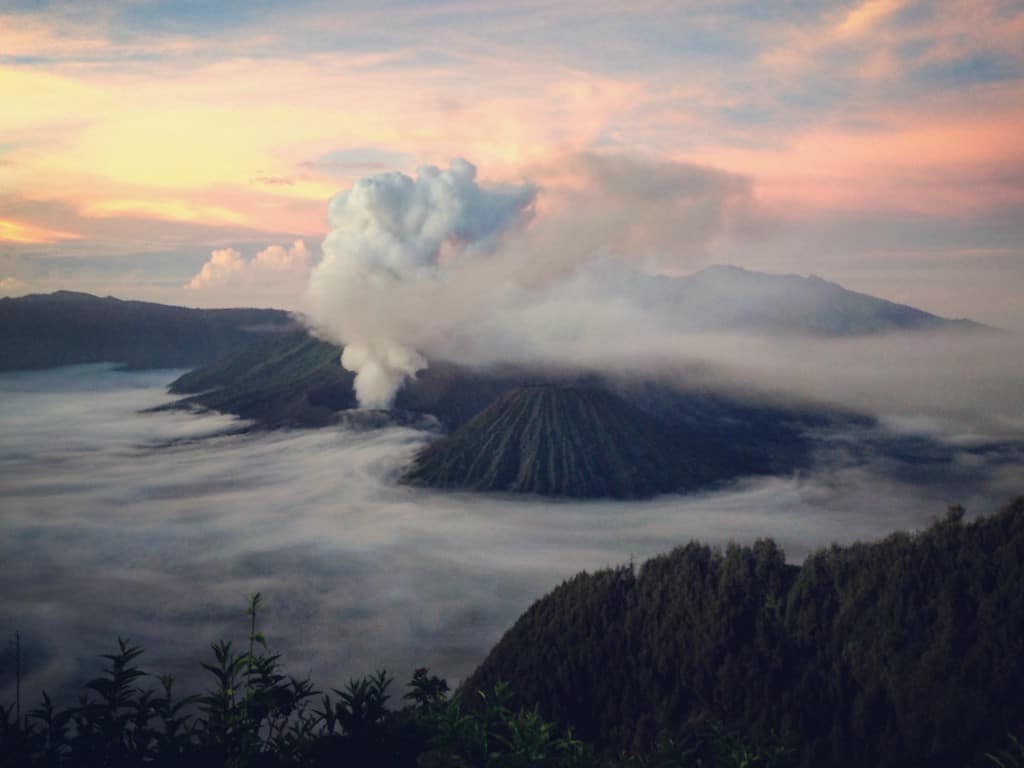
303, 153, 1023, 433
306, 159, 535, 407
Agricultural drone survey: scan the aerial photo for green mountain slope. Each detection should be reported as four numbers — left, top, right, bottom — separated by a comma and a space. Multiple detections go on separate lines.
166, 331, 356, 427
399, 385, 712, 499
165, 335, 558, 431
464, 498, 1024, 767
0, 290, 294, 371
402, 386, 723, 498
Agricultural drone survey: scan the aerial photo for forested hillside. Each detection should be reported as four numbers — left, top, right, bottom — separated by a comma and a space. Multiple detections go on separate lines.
466, 498, 1024, 767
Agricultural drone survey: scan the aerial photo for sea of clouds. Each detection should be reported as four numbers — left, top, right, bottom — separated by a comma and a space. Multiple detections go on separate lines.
2, 364, 1021, 706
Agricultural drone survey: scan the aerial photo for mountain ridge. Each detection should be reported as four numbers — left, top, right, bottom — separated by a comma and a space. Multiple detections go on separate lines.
0, 269, 992, 499
0, 268, 991, 373
628, 263, 990, 335
0, 290, 296, 371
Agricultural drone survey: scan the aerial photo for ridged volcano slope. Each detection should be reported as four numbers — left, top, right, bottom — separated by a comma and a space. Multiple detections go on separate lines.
402, 385, 720, 498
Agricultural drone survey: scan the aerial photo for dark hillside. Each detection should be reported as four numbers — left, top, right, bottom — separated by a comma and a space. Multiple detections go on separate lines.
0, 291, 294, 371
464, 498, 1024, 767
166, 331, 356, 427
166, 339, 563, 431
402, 385, 725, 498
394, 361, 561, 431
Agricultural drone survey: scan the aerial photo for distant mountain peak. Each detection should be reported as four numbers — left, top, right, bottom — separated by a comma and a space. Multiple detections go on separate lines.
697, 263, 747, 273
667, 264, 987, 335
694, 264, 830, 284
31, 289, 101, 301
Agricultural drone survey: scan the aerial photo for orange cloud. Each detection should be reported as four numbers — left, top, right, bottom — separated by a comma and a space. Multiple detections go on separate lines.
834, 0, 903, 38
81, 199, 251, 226
2, 0, 1022, 262
187, 248, 245, 289
0, 276, 30, 296
0, 218, 80, 244
1, 42, 642, 243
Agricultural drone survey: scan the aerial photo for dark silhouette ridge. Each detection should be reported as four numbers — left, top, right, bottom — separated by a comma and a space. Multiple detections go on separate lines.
0, 290, 295, 371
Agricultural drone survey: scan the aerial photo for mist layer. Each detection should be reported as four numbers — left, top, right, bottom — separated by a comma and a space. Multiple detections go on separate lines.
1, 365, 1020, 704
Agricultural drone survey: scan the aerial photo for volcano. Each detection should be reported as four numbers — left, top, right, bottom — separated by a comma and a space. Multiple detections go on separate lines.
402, 385, 732, 498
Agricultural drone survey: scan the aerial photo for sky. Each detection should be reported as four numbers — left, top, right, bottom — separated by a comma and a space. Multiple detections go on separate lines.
2, 0, 1023, 328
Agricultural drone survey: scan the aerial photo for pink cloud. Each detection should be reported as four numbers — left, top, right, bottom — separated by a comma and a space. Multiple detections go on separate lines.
185, 241, 314, 309
253, 240, 311, 271
693, 103, 1024, 217
186, 248, 244, 289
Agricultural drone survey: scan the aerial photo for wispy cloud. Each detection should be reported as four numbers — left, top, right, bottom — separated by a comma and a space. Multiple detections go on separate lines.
0, 217, 80, 244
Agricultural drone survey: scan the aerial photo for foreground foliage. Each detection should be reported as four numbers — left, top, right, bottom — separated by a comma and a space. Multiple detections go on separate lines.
0, 595, 779, 767
5, 501, 1023, 766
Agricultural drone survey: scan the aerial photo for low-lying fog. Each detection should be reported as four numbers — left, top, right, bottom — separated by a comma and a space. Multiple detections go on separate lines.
1, 364, 1021, 705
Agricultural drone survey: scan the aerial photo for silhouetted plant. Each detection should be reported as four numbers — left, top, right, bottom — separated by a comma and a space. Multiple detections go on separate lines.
422, 682, 592, 768
68, 638, 148, 765
988, 735, 1024, 768
27, 692, 72, 767
146, 675, 195, 765
404, 667, 449, 713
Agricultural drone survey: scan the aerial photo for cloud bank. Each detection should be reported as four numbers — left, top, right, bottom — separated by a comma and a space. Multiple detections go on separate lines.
3, 366, 1018, 706
186, 240, 312, 307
